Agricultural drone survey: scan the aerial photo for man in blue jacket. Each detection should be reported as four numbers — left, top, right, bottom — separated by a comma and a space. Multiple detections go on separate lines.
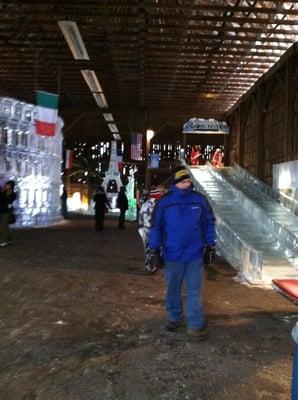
148, 167, 216, 339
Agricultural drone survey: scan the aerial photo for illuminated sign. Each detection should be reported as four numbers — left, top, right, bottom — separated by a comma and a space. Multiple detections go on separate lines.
183, 118, 229, 134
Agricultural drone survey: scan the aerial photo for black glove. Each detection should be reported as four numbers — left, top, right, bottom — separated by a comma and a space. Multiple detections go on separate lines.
203, 245, 216, 265
148, 249, 163, 271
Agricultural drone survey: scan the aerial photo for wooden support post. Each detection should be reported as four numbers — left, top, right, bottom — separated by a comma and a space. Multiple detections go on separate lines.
183, 132, 187, 162
233, 109, 241, 165
145, 133, 151, 190
144, 109, 151, 190
256, 88, 263, 178
226, 113, 236, 166
285, 59, 289, 161
224, 130, 230, 166
64, 170, 70, 196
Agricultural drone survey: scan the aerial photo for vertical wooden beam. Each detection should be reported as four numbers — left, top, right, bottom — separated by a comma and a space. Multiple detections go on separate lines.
230, 108, 240, 165
138, 0, 146, 108
256, 87, 263, 178
225, 114, 233, 166
224, 130, 230, 166
294, 54, 298, 159
183, 132, 187, 161
231, 110, 240, 166
285, 58, 293, 162
239, 97, 254, 168
239, 103, 244, 167
144, 108, 151, 190
64, 170, 70, 200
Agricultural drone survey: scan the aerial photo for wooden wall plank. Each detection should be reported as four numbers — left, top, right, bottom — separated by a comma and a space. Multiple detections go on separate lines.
226, 44, 298, 186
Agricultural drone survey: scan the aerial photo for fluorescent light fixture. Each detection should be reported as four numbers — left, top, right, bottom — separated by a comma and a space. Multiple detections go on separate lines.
92, 93, 108, 108
113, 134, 121, 140
98, 93, 108, 108
81, 70, 103, 92
102, 113, 114, 122
108, 123, 118, 133
58, 21, 89, 60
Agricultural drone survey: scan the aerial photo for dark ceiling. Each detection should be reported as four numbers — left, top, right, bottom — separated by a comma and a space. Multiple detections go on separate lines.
1, 0, 298, 143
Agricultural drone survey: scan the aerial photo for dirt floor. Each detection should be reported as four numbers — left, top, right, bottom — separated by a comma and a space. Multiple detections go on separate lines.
0, 214, 297, 400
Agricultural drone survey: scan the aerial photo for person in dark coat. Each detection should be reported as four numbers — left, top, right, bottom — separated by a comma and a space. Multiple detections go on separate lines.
0, 180, 17, 246
93, 186, 110, 231
116, 186, 129, 230
60, 187, 68, 219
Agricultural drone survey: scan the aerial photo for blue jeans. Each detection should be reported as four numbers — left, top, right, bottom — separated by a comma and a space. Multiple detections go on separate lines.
164, 259, 205, 329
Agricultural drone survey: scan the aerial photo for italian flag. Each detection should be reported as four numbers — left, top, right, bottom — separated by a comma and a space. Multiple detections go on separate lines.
35, 91, 59, 136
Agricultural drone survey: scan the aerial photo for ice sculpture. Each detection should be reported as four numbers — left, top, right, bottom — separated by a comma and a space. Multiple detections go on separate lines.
102, 140, 123, 209
101, 141, 137, 220
126, 166, 137, 221
0, 96, 63, 227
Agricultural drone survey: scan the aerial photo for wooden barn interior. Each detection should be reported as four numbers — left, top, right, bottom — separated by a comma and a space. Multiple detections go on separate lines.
0, 1, 297, 185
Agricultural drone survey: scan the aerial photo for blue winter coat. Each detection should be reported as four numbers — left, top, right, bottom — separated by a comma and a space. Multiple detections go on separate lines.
149, 186, 216, 263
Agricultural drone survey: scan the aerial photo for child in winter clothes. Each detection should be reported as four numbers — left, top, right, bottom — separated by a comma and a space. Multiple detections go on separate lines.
138, 186, 165, 273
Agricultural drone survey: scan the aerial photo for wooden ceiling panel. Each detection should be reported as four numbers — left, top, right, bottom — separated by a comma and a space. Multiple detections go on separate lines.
0, 0, 297, 142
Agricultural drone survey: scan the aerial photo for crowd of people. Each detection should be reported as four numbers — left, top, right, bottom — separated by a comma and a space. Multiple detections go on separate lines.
189, 145, 223, 167
92, 185, 129, 231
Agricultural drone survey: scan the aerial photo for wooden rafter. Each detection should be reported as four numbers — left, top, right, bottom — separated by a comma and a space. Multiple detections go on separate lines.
0, 0, 297, 141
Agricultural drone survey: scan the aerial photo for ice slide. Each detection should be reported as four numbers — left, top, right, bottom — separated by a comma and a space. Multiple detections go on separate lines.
188, 164, 298, 285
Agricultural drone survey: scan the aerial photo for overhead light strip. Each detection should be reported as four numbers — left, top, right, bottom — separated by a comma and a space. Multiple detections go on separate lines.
58, 21, 89, 60
81, 70, 103, 93
92, 93, 108, 108
102, 113, 114, 122
108, 123, 118, 133
59, 20, 119, 137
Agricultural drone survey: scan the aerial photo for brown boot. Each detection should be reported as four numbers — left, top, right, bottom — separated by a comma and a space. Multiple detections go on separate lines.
187, 324, 208, 341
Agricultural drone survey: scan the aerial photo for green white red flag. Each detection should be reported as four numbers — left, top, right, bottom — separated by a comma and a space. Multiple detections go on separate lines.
35, 91, 59, 136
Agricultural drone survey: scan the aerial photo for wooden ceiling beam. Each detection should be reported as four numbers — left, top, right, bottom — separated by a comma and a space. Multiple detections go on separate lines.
3, 1, 298, 6
148, 25, 298, 35
10, 13, 292, 27
92, 31, 297, 44
0, 1, 297, 141
0, 38, 290, 52
4, 3, 298, 16
0, 21, 296, 36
